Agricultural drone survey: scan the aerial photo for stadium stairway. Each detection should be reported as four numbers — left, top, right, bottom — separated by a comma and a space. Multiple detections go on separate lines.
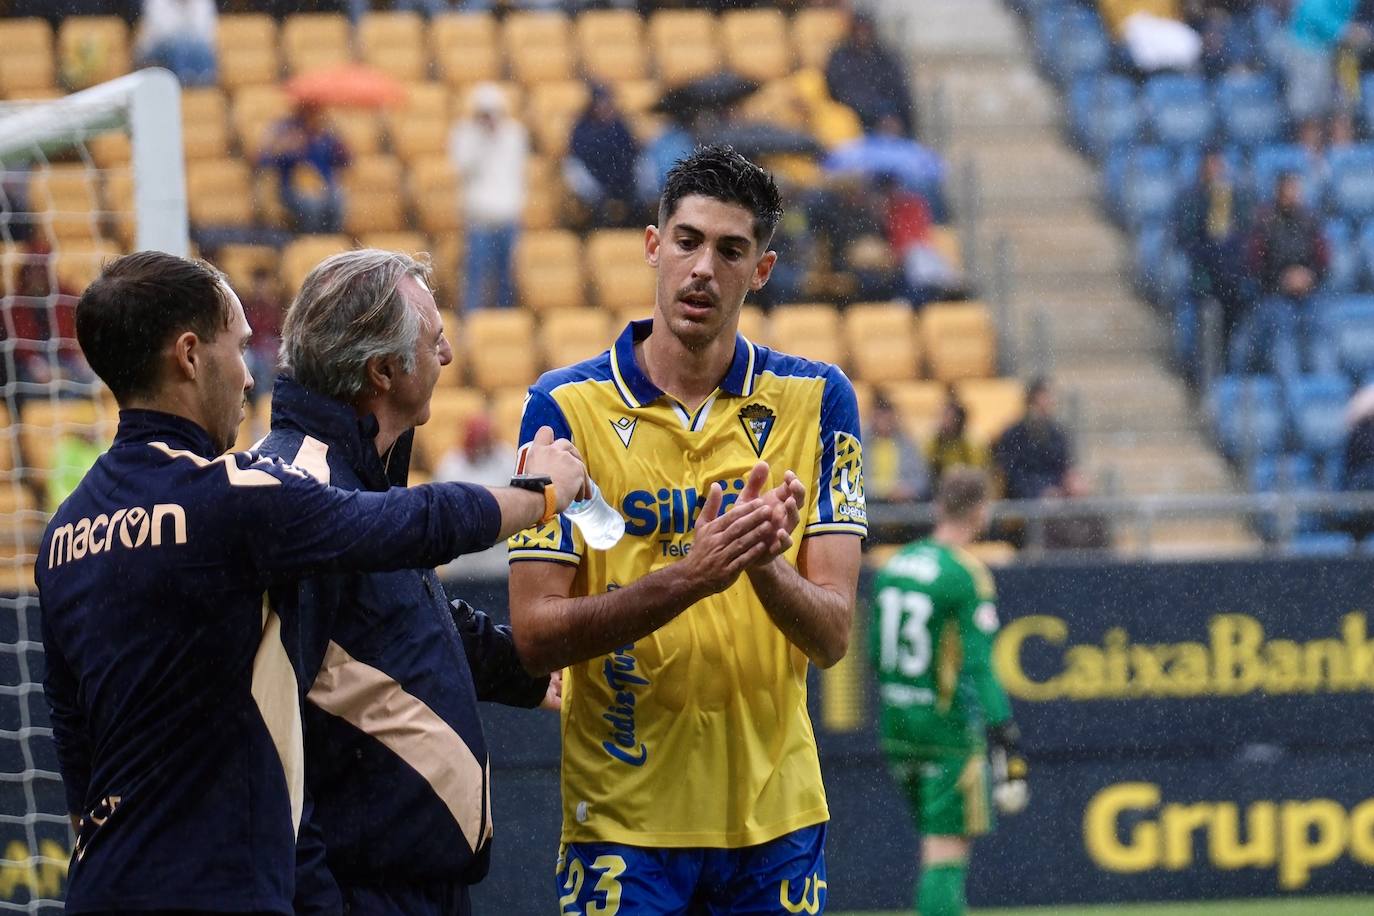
871, 0, 1256, 556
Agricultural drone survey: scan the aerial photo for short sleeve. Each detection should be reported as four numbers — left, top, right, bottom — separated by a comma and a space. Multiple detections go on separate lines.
508, 386, 582, 565
804, 365, 868, 538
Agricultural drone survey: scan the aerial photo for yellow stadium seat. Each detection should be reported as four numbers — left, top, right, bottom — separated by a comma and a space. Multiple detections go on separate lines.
328, 109, 383, 156
358, 231, 428, 258
412, 386, 487, 468
58, 16, 129, 90
489, 386, 527, 446
281, 234, 352, 294
431, 13, 500, 88
540, 307, 612, 369
576, 10, 648, 83
955, 377, 1025, 445
102, 172, 136, 248
342, 153, 405, 195
386, 82, 449, 136
217, 14, 280, 90
737, 304, 768, 346
430, 231, 464, 311
54, 241, 119, 293
649, 11, 722, 87
181, 88, 231, 160
845, 301, 919, 384
515, 230, 585, 312
88, 133, 131, 170
881, 379, 947, 442
586, 229, 653, 312
391, 117, 450, 164
282, 13, 352, 76
232, 85, 292, 158
921, 301, 997, 382
503, 12, 575, 85
965, 540, 1018, 566
342, 156, 407, 234
523, 155, 562, 231
28, 166, 102, 243
358, 12, 427, 82
525, 81, 589, 158
722, 10, 792, 83
22, 397, 113, 474
609, 303, 651, 330
736, 77, 808, 132
464, 311, 538, 390
186, 159, 255, 227
792, 8, 849, 70
215, 244, 280, 294
769, 303, 841, 364
928, 226, 964, 274
408, 156, 462, 235
0, 18, 55, 96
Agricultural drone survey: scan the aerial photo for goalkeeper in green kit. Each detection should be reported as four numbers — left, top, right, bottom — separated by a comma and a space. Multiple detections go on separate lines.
869, 468, 1028, 916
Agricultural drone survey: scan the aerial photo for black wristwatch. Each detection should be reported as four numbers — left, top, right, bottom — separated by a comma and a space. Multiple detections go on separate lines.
509, 474, 557, 524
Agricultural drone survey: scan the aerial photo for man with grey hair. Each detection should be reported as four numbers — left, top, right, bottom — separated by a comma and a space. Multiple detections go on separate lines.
258, 248, 565, 916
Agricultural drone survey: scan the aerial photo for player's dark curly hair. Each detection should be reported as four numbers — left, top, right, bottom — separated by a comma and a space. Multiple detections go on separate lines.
658, 144, 784, 246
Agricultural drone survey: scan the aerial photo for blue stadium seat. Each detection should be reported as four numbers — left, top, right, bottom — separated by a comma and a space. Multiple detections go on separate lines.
1215, 72, 1285, 148
1068, 75, 1138, 158
1363, 74, 1374, 143
1207, 374, 1286, 459
1323, 220, 1360, 294
1252, 143, 1319, 207
1361, 221, 1374, 292
1144, 74, 1216, 148
1327, 145, 1374, 221
1249, 452, 1316, 492
1286, 373, 1352, 455
1108, 145, 1177, 229
1326, 297, 1374, 376
1039, 7, 1110, 84
1284, 531, 1355, 556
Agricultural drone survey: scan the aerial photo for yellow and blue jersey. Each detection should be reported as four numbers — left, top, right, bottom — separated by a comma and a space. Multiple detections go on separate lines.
510, 319, 867, 848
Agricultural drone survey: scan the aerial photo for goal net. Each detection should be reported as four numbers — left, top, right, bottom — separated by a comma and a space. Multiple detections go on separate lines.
0, 68, 185, 912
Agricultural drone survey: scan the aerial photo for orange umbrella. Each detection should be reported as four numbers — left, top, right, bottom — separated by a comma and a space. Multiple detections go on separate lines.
285, 64, 408, 109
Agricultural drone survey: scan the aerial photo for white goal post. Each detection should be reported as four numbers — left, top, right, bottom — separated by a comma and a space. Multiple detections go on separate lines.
0, 67, 189, 257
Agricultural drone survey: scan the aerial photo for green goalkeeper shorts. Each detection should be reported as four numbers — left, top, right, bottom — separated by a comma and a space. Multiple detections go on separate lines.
887, 752, 994, 838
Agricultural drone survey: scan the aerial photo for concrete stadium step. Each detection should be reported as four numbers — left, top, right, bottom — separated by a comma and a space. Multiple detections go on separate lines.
875, 0, 1027, 63
1033, 307, 1168, 356
919, 64, 1061, 136
1082, 443, 1238, 496
1115, 518, 1260, 557
949, 140, 1100, 207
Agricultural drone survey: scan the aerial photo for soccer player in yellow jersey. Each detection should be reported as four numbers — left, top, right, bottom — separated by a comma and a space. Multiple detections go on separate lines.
507, 145, 867, 914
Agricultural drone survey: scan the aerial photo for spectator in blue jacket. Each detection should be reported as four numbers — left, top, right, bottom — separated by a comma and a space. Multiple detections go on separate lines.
564, 84, 640, 227
36, 251, 585, 916
258, 101, 351, 234
260, 249, 565, 916
824, 12, 918, 136
992, 378, 1086, 501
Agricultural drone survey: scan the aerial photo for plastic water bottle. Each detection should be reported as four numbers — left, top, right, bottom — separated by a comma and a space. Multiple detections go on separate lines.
563, 479, 625, 550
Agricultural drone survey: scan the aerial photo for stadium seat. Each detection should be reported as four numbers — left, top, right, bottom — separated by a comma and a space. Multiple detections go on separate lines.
515, 230, 585, 312
882, 379, 947, 442
231, 84, 292, 159
1326, 145, 1374, 221
737, 304, 768, 346
844, 302, 919, 385
770, 303, 842, 365
342, 155, 406, 235
463, 310, 538, 390
217, 14, 280, 90
1284, 531, 1355, 556
87, 132, 131, 170
358, 231, 427, 258
1360, 222, 1374, 292
1104, 145, 1176, 230
329, 109, 383, 157
526, 81, 590, 158
390, 116, 449, 164
964, 540, 1018, 567
180, 88, 231, 160
1206, 375, 1286, 460
791, 8, 848, 70
358, 12, 427, 82
920, 302, 997, 382
186, 159, 255, 227
576, 10, 648, 83
22, 394, 111, 473
539, 307, 613, 368
281, 13, 352, 76
490, 386, 528, 446
1215, 72, 1285, 148
1327, 297, 1374, 377
407, 155, 462, 235
0, 18, 56, 97
215, 244, 280, 293
27, 166, 101, 243
412, 386, 486, 468
722, 10, 793, 83
1143, 74, 1215, 149
281, 235, 351, 294
432, 13, 501, 88
586, 229, 654, 312
954, 377, 1024, 444
649, 10, 722, 87
1286, 374, 1352, 456
1252, 144, 1318, 207
503, 12, 575, 85
1067, 74, 1138, 159
1044, 8, 1110, 85
523, 155, 562, 230
1323, 220, 1360, 294
57, 16, 130, 90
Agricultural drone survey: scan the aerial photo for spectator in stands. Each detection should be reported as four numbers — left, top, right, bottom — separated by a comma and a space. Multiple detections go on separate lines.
825, 12, 917, 136
450, 83, 528, 311
135, 0, 217, 88
241, 267, 284, 423
807, 176, 898, 301
258, 101, 350, 235
824, 112, 947, 220
866, 394, 929, 503
1231, 171, 1330, 375
10, 249, 96, 393
992, 378, 1086, 501
926, 391, 988, 484
1284, 0, 1362, 121
436, 412, 517, 581
565, 84, 640, 228
1174, 148, 1253, 368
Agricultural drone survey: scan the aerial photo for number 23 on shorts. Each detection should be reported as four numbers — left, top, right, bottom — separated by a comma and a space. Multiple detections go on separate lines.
558, 851, 625, 916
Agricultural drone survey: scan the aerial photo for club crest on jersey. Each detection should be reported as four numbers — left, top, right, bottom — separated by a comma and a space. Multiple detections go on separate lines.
610, 416, 637, 450
738, 403, 776, 457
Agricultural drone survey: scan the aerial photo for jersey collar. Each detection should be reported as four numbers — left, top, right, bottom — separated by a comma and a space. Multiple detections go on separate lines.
269, 375, 412, 490
609, 318, 759, 410
114, 409, 221, 458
